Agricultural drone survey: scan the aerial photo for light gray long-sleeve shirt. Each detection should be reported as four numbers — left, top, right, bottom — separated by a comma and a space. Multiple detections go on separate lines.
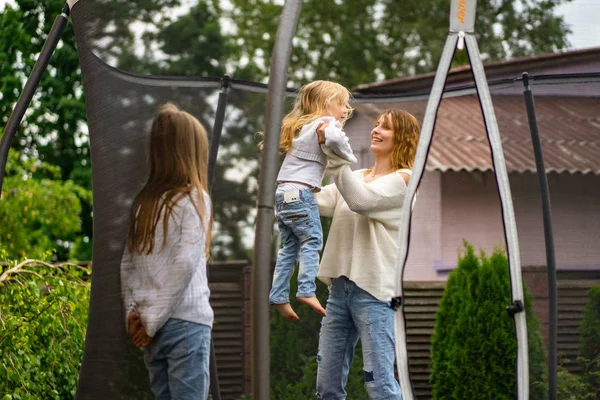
120, 191, 213, 337
277, 116, 357, 189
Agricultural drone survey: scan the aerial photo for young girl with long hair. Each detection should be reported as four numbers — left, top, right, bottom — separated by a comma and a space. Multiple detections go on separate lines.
120, 103, 213, 399
270, 80, 357, 321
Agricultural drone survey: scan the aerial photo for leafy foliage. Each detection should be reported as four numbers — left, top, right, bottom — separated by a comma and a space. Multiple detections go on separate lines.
0, 151, 90, 260
430, 243, 547, 399
223, 0, 573, 88
579, 286, 600, 399
1, 0, 92, 258
0, 254, 91, 399
0, 0, 574, 261
270, 216, 368, 398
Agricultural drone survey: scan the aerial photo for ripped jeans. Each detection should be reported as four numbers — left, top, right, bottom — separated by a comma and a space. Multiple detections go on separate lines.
316, 276, 401, 400
269, 189, 323, 304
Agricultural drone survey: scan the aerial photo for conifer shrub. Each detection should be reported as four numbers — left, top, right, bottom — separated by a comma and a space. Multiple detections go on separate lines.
430, 243, 547, 399
579, 286, 600, 399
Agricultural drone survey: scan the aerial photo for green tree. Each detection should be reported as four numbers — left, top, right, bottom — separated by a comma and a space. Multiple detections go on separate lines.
579, 286, 600, 399
430, 243, 547, 399
0, 151, 90, 260
0, 256, 91, 399
223, 0, 572, 88
1, 0, 92, 258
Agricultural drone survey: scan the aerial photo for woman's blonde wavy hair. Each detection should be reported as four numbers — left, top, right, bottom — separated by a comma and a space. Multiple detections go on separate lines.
381, 109, 421, 170
127, 103, 212, 256
279, 80, 353, 152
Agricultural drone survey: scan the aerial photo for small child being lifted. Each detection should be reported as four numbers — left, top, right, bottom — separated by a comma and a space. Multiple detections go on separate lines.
269, 80, 357, 321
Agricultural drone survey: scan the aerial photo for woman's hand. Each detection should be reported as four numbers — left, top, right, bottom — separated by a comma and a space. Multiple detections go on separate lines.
316, 121, 329, 144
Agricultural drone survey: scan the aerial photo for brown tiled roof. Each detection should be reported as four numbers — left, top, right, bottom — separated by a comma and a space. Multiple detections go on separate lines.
353, 47, 600, 94
354, 95, 600, 174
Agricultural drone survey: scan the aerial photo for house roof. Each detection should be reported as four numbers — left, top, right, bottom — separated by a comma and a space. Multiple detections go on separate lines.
354, 95, 600, 175
354, 47, 600, 94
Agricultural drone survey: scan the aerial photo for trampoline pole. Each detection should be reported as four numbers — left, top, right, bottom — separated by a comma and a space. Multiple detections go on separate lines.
522, 72, 558, 400
0, 3, 70, 193
206, 74, 230, 400
252, 1, 303, 398
208, 74, 230, 190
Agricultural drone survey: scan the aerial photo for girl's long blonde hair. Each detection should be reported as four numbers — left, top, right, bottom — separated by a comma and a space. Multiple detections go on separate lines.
127, 103, 212, 255
279, 80, 353, 152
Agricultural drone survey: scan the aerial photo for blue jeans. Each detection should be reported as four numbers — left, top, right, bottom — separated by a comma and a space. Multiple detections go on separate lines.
269, 189, 323, 304
316, 277, 401, 400
143, 318, 211, 400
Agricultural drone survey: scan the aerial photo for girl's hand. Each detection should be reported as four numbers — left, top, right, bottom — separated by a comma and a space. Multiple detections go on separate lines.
127, 312, 142, 337
132, 326, 152, 347
316, 122, 329, 144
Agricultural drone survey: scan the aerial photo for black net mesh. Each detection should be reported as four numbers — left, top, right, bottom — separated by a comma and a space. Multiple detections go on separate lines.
39, 0, 599, 398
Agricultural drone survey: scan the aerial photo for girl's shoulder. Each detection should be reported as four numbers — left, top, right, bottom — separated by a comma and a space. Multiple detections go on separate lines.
176, 190, 211, 211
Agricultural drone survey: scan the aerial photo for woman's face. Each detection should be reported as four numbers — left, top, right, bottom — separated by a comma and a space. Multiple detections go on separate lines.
370, 114, 395, 157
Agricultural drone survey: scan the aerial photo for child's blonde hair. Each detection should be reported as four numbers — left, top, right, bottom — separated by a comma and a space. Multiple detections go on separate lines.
127, 103, 212, 256
279, 80, 353, 152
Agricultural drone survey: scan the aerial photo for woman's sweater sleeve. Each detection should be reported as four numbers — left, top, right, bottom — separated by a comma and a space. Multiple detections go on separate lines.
141, 198, 206, 337
327, 163, 407, 223
315, 182, 339, 217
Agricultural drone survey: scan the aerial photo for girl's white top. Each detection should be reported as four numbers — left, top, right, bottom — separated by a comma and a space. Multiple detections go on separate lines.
277, 116, 357, 189
120, 191, 213, 337
316, 161, 413, 302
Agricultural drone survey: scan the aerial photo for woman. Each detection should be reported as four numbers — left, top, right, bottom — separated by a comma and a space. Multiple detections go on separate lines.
315, 109, 420, 399
120, 103, 213, 399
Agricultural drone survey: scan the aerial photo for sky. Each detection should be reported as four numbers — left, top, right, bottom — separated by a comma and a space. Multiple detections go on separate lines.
555, 0, 600, 49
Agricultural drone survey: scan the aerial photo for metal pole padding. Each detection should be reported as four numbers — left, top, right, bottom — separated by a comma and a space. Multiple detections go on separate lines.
208, 74, 230, 190
252, 1, 303, 399
394, 1, 529, 399
522, 72, 558, 400
0, 3, 70, 193
207, 74, 231, 400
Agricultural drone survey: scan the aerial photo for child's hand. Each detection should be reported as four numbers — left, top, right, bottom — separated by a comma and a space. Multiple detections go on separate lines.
127, 312, 142, 337
316, 122, 329, 144
132, 326, 152, 348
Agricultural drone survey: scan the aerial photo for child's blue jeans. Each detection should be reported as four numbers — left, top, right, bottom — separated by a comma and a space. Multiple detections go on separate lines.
269, 188, 323, 304
143, 318, 211, 400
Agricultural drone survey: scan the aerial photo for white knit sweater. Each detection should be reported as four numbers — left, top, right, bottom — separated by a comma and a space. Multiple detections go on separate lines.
316, 164, 412, 302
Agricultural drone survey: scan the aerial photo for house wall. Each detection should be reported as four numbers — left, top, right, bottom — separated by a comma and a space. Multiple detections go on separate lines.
438, 171, 600, 272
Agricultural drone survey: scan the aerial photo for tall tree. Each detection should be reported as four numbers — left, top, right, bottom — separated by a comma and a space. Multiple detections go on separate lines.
223, 0, 573, 88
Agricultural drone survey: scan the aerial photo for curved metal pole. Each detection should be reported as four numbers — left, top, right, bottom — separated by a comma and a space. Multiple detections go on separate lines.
0, 3, 70, 193
393, 33, 458, 400
466, 32, 529, 400
252, 1, 303, 398
523, 72, 558, 400
207, 74, 230, 400
208, 74, 230, 190
395, 1, 528, 398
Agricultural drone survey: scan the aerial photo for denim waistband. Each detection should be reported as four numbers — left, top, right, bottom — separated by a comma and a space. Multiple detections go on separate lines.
275, 188, 315, 202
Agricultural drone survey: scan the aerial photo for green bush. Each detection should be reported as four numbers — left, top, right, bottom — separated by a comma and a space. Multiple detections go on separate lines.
0, 254, 90, 399
269, 268, 368, 399
430, 243, 547, 399
270, 215, 368, 398
579, 286, 600, 399
0, 152, 92, 261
